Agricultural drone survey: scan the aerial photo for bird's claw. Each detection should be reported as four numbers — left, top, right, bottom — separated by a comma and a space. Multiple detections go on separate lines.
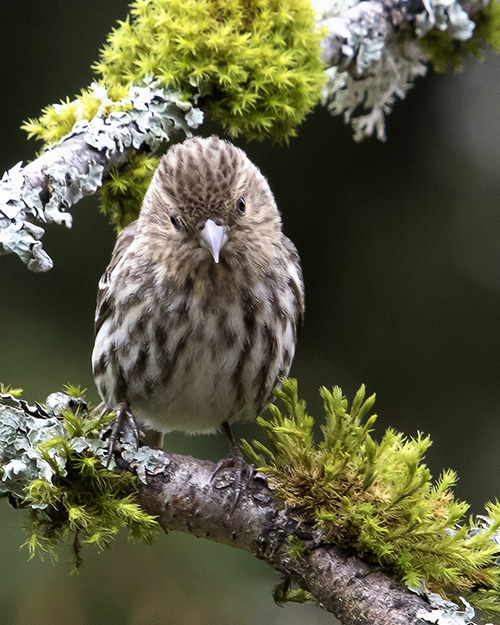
106, 401, 141, 466
211, 444, 254, 513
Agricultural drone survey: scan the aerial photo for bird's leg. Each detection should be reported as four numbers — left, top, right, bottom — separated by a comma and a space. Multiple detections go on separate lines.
211, 421, 254, 512
106, 401, 141, 466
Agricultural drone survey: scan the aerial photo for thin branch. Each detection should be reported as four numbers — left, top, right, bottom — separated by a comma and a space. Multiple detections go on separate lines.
0, 82, 202, 271
316, 0, 487, 72
316, 0, 488, 141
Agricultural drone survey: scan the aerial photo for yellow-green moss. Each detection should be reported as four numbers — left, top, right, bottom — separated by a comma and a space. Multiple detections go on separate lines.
98, 152, 160, 230
476, 0, 500, 52
22, 84, 129, 146
0, 382, 23, 397
22, 0, 324, 230
25, 390, 158, 569
243, 380, 500, 618
94, 0, 324, 142
24, 0, 324, 148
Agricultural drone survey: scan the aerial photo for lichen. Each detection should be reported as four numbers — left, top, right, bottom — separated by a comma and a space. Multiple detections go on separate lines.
417, 594, 476, 625
16, 0, 500, 152
414, 0, 476, 40
22, 87, 110, 147
322, 39, 428, 142
422, 0, 500, 73
317, 0, 434, 142
0, 387, 158, 569
2, 81, 201, 271
3, 378, 500, 618
23, 80, 202, 152
318, 0, 494, 140
15, 1, 324, 242
243, 379, 500, 619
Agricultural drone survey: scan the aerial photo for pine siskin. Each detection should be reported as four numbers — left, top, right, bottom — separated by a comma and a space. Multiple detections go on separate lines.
92, 136, 304, 504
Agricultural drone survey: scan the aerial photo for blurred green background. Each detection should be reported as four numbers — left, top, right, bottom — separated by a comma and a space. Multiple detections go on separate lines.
2, 1, 500, 623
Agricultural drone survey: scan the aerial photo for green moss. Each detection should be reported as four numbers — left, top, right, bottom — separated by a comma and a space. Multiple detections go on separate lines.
98, 152, 160, 231
25, 390, 158, 569
94, 0, 324, 143
23, 0, 323, 149
273, 575, 314, 606
21, 85, 128, 146
286, 535, 308, 559
22, 0, 324, 231
0, 382, 23, 397
476, 0, 500, 52
243, 379, 500, 618
421, 30, 482, 73
422, 0, 500, 72
61, 383, 87, 399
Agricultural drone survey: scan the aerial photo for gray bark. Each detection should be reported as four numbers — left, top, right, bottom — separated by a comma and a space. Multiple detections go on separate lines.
0, 392, 480, 625
135, 448, 433, 625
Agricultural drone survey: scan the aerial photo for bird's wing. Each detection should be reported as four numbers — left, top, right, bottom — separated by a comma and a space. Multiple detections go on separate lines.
284, 237, 305, 331
94, 220, 138, 336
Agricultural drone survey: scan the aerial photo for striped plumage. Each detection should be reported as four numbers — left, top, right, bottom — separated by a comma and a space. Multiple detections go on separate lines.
92, 136, 304, 441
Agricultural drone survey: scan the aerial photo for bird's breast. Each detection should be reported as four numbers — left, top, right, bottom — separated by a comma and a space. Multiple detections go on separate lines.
130, 273, 296, 433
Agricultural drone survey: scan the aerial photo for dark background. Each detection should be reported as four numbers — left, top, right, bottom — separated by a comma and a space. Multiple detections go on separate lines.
1, 2, 500, 623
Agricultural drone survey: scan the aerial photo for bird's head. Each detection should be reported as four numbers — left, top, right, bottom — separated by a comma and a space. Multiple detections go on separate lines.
138, 136, 282, 270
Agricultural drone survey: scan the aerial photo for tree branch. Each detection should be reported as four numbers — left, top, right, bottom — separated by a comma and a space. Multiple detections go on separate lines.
0, 0, 494, 270
316, 0, 489, 141
135, 448, 432, 625
316, 0, 486, 72
0, 81, 202, 272
0, 390, 481, 625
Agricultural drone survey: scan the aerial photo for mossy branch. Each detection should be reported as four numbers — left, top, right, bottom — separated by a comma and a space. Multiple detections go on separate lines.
1, 381, 500, 624
1, 0, 499, 271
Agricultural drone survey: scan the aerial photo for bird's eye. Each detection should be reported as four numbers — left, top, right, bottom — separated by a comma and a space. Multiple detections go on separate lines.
170, 214, 181, 230
237, 196, 246, 215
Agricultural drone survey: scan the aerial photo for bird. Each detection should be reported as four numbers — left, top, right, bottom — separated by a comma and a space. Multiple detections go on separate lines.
92, 135, 304, 507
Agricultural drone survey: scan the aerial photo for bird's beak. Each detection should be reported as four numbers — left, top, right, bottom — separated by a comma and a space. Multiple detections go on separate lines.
200, 219, 227, 264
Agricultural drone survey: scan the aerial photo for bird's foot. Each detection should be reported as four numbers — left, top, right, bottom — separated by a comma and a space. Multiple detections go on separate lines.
211, 422, 254, 513
106, 401, 141, 466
